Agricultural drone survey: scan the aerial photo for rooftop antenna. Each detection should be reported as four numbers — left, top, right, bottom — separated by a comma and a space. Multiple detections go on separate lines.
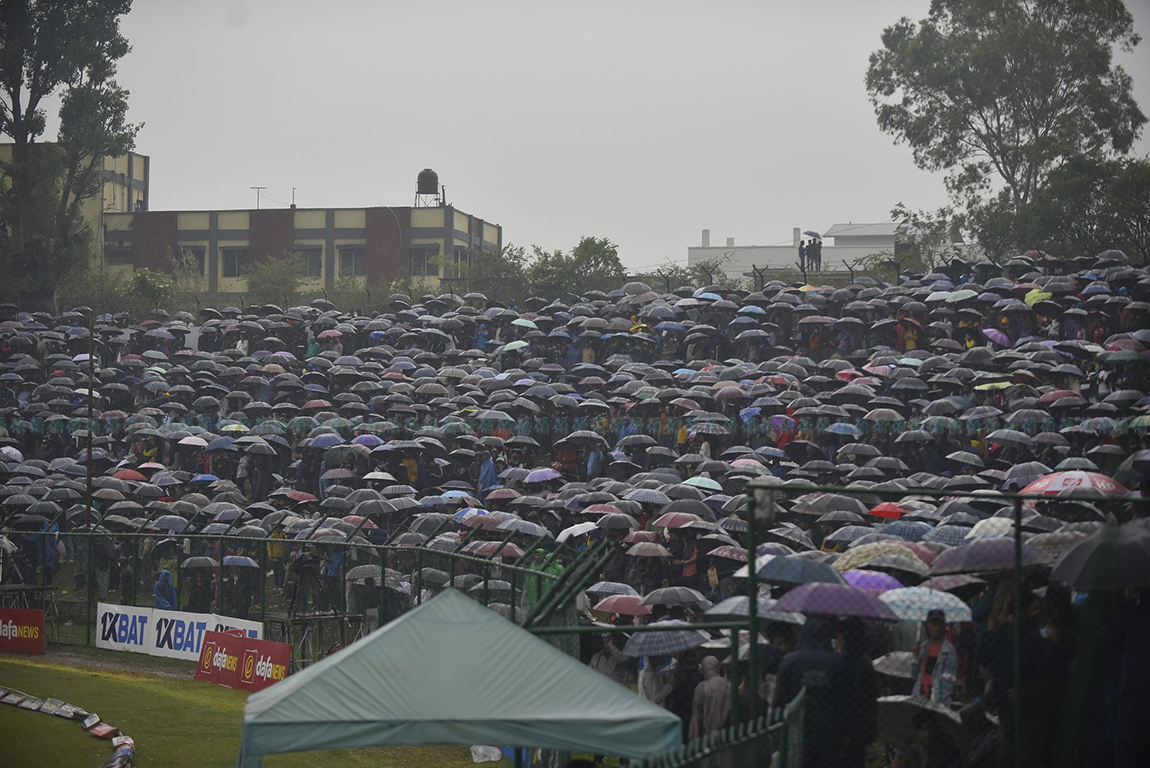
250, 186, 266, 209
291, 188, 297, 209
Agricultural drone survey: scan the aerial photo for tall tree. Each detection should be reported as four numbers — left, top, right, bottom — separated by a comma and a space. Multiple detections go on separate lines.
866, 0, 1144, 251
0, 0, 138, 304
469, 244, 529, 303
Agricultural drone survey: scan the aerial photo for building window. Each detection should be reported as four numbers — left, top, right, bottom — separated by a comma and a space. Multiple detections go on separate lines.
445, 246, 471, 279
177, 246, 206, 275
411, 244, 440, 276
222, 248, 249, 278
105, 246, 133, 266
293, 247, 323, 278
339, 246, 366, 277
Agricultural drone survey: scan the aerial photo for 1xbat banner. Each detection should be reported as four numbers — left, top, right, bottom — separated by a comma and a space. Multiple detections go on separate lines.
96, 603, 262, 662
196, 630, 291, 692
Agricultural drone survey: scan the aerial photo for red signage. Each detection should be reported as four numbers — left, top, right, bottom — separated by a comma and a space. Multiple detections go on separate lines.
0, 609, 46, 654
195, 630, 290, 692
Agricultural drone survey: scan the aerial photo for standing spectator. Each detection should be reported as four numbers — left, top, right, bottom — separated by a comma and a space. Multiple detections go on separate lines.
839, 618, 879, 768
154, 569, 177, 610
799, 240, 807, 270
913, 609, 958, 704
773, 618, 846, 768
667, 649, 701, 742
638, 655, 675, 708
690, 655, 731, 740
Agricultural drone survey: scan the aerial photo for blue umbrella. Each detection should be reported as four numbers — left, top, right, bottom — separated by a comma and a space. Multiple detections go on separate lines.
222, 555, 259, 568
825, 423, 862, 437
310, 433, 345, 448
654, 322, 686, 333
205, 437, 235, 452
190, 473, 219, 483
621, 620, 711, 657
757, 555, 846, 586
881, 520, 934, 542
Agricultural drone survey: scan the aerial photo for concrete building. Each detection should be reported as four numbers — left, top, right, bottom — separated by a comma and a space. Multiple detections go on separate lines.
0, 142, 150, 243
102, 200, 502, 294
688, 223, 899, 277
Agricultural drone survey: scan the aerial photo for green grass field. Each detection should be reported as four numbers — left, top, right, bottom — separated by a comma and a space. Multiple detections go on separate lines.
0, 653, 477, 767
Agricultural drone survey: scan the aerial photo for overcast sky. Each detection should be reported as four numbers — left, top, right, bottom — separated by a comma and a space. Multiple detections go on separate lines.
91, 0, 1150, 270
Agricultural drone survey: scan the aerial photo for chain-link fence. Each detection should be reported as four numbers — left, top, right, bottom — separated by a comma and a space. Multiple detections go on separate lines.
6, 480, 1145, 767
1, 523, 570, 669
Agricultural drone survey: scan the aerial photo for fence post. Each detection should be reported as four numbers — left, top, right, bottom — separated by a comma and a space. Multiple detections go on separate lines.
260, 542, 267, 624
1012, 496, 1023, 768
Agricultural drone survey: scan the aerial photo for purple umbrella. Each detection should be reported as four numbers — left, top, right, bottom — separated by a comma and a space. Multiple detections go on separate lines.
928, 537, 1050, 576
982, 328, 1010, 347
524, 467, 562, 484
772, 582, 901, 622
352, 434, 384, 447
842, 569, 904, 594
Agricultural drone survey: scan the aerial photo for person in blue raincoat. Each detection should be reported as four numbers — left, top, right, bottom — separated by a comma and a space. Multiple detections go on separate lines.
154, 569, 178, 610
479, 449, 499, 492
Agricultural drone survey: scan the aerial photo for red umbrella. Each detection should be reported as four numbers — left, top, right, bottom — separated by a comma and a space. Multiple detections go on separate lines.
870, 502, 910, 519
113, 469, 146, 482
593, 595, 652, 616
707, 545, 748, 563
470, 541, 525, 558
651, 512, 702, 529
462, 515, 502, 530
341, 515, 378, 529
286, 490, 318, 502
1020, 471, 1129, 497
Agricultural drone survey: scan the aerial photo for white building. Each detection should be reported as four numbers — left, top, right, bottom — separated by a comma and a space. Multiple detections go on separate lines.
687, 223, 899, 276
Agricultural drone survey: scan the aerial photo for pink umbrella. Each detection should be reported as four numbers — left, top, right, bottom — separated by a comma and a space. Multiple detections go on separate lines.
1020, 471, 1129, 497
843, 569, 904, 594
593, 594, 652, 616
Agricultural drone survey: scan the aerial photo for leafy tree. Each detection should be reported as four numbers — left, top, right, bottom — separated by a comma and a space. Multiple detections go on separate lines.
523, 246, 565, 298
130, 268, 174, 310
1105, 157, 1150, 264
469, 244, 529, 303
246, 253, 302, 306
0, 0, 140, 306
567, 236, 626, 293
866, 0, 1144, 253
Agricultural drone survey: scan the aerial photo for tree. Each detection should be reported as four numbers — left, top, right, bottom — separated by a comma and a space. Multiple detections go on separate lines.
0, 0, 139, 305
130, 268, 174, 310
245, 253, 303, 306
1105, 157, 1150, 264
567, 236, 626, 293
469, 244, 529, 303
632, 255, 744, 293
866, 0, 1144, 253
525, 245, 570, 298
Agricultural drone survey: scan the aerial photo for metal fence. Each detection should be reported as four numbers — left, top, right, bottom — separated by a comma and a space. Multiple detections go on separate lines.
634, 691, 805, 768
6, 481, 1142, 767
1, 525, 570, 669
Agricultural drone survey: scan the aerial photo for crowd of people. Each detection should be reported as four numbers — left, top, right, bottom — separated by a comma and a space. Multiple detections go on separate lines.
1, 248, 1149, 767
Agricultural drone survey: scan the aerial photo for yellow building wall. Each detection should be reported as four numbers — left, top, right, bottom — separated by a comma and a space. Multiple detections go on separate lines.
218, 211, 249, 230
178, 212, 210, 230
104, 213, 133, 234
334, 209, 365, 228
411, 208, 444, 228
454, 211, 469, 232
294, 210, 324, 229
483, 223, 499, 246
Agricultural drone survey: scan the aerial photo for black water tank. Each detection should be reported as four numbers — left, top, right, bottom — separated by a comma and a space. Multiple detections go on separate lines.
417, 168, 439, 195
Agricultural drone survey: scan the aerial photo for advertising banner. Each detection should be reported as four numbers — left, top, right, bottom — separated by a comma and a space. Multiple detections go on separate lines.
96, 603, 262, 662
0, 608, 46, 654
196, 630, 291, 692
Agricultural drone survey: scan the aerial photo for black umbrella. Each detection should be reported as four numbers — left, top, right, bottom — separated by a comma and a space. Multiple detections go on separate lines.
1051, 525, 1150, 589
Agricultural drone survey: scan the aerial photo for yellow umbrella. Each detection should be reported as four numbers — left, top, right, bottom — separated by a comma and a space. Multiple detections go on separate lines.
1024, 289, 1052, 306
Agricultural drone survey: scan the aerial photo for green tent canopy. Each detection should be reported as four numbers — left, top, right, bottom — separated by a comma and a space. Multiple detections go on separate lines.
237, 589, 681, 766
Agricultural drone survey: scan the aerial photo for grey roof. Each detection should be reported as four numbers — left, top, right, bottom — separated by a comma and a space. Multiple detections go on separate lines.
824, 222, 899, 239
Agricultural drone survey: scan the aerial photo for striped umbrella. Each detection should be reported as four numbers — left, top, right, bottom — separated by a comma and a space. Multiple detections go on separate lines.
621, 621, 711, 657
879, 587, 973, 622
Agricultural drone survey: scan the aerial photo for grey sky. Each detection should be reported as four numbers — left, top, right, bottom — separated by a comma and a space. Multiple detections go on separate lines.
97, 0, 1150, 270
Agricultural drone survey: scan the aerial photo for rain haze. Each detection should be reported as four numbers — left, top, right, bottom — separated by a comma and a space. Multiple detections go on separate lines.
58, 0, 1150, 269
